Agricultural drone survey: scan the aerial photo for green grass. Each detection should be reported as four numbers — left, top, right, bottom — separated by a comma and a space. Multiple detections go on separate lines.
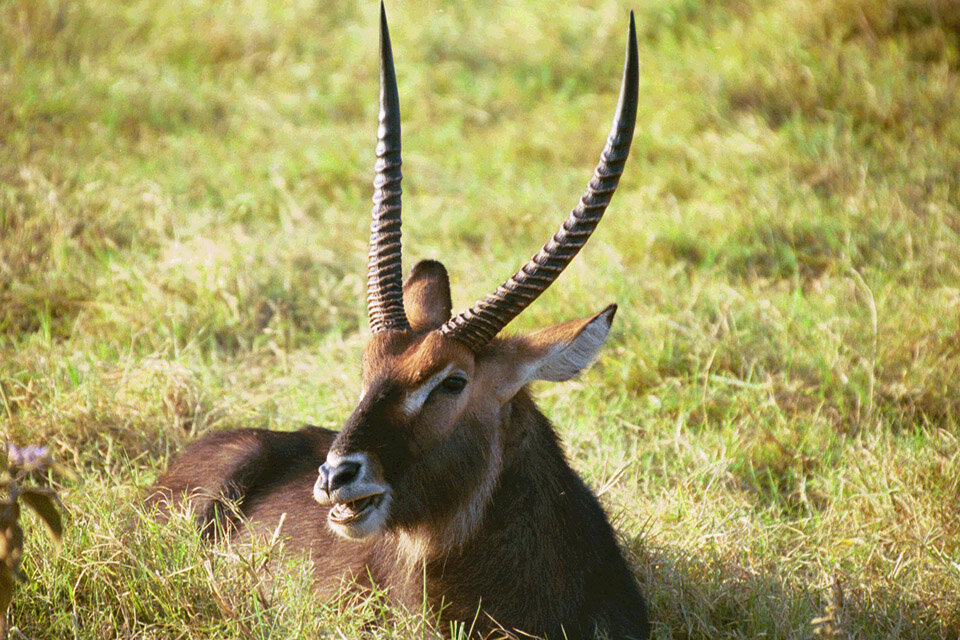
3, 0, 960, 637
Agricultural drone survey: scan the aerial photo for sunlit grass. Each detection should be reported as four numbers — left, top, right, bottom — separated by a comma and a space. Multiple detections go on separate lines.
2, 0, 959, 637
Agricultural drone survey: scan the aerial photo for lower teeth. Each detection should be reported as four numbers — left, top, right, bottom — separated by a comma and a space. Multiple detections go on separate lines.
331, 496, 379, 523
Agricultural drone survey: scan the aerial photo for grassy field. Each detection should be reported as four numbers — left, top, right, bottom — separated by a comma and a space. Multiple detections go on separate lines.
2, 0, 960, 637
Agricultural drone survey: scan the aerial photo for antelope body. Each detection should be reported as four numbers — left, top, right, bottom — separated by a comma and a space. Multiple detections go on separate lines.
151, 6, 649, 639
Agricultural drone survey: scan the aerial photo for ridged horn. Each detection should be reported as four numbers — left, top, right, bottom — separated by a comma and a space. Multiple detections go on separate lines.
367, 1, 409, 333
440, 12, 639, 352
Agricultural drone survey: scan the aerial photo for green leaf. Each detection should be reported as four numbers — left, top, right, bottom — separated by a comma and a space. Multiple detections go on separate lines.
19, 489, 63, 543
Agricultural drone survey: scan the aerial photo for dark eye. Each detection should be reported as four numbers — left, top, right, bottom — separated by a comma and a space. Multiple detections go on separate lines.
439, 375, 467, 394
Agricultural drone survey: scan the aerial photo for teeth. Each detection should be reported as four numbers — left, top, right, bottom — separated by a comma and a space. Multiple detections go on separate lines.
328, 494, 383, 524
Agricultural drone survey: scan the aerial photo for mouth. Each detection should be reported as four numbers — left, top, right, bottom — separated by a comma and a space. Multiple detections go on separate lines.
328, 492, 385, 525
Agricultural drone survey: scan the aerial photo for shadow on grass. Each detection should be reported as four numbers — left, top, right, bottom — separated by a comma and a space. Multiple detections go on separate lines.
630, 539, 958, 640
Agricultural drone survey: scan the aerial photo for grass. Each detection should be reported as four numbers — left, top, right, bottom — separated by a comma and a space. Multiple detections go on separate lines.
2, 0, 960, 637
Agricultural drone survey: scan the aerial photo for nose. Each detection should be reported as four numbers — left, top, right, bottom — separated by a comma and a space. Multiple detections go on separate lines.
317, 459, 362, 496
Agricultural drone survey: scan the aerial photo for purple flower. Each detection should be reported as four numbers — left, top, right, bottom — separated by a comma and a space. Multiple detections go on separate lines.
7, 443, 49, 469
7, 443, 23, 467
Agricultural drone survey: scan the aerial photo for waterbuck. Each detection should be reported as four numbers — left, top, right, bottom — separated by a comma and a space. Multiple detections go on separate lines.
150, 5, 649, 638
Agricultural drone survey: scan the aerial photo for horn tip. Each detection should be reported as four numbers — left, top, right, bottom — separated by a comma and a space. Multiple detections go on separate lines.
380, 2, 390, 43
621, 9, 640, 113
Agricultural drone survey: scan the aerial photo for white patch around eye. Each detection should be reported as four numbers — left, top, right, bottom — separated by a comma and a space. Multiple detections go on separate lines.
400, 363, 458, 416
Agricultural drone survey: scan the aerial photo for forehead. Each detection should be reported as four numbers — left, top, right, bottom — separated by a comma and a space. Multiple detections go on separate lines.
362, 330, 473, 385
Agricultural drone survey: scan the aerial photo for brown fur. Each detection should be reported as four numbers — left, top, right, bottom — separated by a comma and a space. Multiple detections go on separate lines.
402, 260, 452, 331
150, 263, 649, 639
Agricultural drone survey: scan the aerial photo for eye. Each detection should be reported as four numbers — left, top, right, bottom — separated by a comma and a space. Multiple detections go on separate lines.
439, 375, 467, 394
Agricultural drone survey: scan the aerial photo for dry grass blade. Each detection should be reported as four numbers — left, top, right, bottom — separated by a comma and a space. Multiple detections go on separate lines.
2, 0, 960, 637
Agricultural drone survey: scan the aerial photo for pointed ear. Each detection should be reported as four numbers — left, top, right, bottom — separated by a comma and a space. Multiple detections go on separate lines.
491, 304, 617, 401
403, 260, 452, 331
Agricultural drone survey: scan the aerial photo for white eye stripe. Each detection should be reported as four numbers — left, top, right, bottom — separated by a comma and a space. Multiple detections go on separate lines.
401, 364, 459, 416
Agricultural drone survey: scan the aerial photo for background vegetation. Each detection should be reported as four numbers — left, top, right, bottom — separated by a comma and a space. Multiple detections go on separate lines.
2, 0, 959, 637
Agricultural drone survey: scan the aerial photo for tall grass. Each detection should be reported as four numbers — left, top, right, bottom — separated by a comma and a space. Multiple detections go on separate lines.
1, 0, 959, 637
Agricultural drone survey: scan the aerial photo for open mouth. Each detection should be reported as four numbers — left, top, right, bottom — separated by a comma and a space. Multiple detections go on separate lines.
328, 493, 385, 525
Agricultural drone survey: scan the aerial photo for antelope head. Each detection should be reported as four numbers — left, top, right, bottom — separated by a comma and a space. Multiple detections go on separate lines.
313, 4, 639, 547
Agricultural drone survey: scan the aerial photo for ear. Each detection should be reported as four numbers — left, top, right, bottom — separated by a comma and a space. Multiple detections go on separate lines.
492, 304, 617, 401
403, 260, 452, 331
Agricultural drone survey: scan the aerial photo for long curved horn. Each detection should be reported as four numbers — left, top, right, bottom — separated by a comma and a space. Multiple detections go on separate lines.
440, 13, 639, 352
367, 1, 410, 333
